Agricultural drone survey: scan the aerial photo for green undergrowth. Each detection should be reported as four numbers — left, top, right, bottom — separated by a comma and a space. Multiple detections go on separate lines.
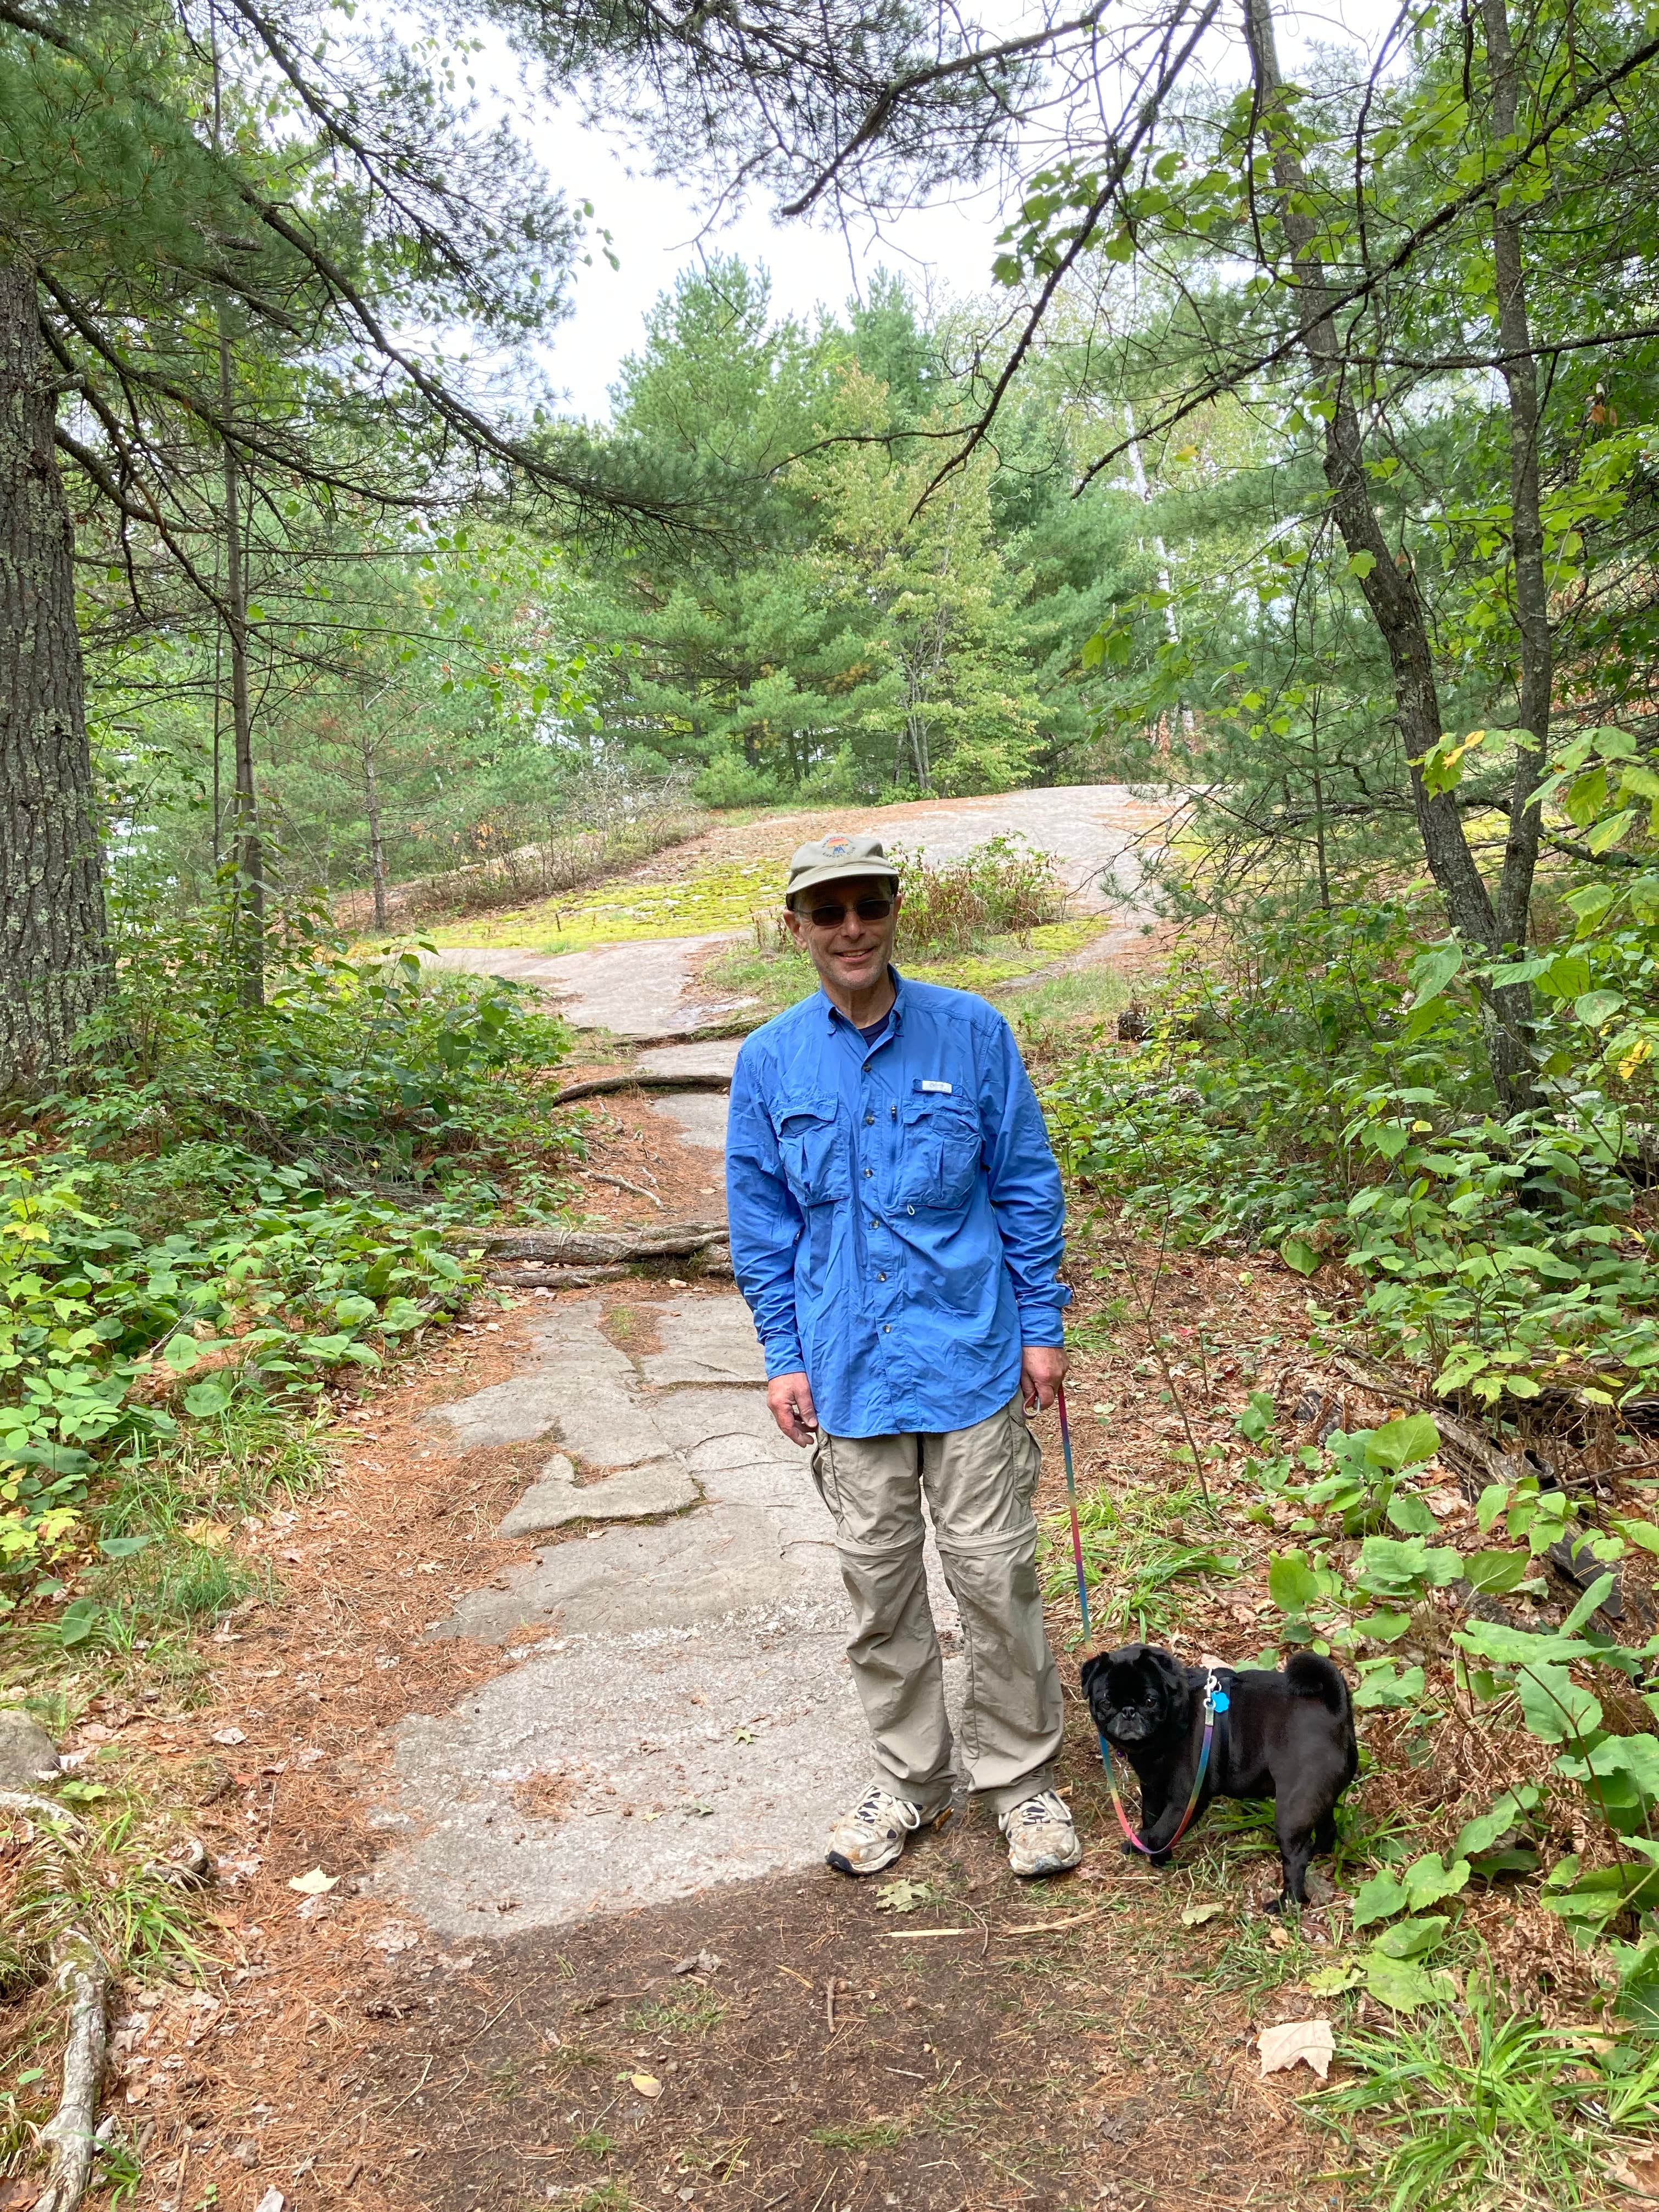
1, 885, 583, 1657
1045, 884, 1659, 1412
1041, 1353, 1659, 2195
0, 885, 597, 2108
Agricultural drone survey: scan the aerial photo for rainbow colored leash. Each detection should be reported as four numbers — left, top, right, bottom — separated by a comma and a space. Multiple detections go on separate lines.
1057, 1383, 1227, 1859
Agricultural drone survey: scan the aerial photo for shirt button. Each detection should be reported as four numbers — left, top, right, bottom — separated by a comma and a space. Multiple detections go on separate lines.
883, 1324, 891, 1334
869, 1218, 877, 1229
865, 1114, 874, 1126
877, 1272, 887, 1282
864, 1166, 873, 1177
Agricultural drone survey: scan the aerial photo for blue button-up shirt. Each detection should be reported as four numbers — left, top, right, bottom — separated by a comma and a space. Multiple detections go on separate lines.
725, 969, 1069, 1438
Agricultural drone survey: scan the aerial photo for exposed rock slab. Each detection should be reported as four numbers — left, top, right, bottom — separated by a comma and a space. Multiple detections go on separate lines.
425, 934, 749, 1037
497, 1452, 698, 1537
372, 1291, 967, 1934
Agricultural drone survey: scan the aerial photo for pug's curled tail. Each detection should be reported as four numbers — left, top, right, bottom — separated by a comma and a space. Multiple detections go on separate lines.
1285, 1650, 1351, 1716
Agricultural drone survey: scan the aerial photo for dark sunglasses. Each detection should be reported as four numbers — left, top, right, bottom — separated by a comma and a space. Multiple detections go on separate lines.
804, 895, 894, 929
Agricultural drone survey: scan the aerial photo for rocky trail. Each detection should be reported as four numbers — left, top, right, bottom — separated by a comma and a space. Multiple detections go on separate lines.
96, 798, 1350, 2212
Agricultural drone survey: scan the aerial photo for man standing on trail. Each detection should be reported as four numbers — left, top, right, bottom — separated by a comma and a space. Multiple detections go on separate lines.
725, 833, 1080, 1881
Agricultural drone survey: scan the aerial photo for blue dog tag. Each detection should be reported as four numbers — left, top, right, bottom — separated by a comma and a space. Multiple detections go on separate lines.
1212, 1690, 1231, 1712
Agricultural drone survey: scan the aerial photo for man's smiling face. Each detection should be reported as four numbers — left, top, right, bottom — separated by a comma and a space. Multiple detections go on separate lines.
784, 872, 901, 998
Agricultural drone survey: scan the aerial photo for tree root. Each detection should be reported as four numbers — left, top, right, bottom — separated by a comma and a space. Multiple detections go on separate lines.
33, 1929, 109, 2212
547, 1071, 731, 1107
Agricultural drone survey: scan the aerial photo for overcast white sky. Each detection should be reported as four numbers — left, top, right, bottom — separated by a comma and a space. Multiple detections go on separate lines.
483, 0, 1404, 420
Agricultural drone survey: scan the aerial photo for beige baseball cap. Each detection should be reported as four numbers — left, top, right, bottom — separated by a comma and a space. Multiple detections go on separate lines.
785, 832, 900, 904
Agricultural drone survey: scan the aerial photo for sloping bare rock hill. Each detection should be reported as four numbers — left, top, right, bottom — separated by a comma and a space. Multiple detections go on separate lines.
427, 782, 1173, 1037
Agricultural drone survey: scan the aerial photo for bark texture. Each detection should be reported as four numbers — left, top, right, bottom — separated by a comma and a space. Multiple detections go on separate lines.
0, 263, 108, 1092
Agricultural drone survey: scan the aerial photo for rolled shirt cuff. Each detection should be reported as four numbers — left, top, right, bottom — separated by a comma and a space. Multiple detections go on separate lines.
762, 1335, 808, 1380
1017, 1302, 1070, 1348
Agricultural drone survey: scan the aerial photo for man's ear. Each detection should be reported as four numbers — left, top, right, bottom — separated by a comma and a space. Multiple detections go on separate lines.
782, 902, 804, 945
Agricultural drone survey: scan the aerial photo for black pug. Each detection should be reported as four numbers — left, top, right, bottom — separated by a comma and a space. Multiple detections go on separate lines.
1079, 1644, 1358, 1907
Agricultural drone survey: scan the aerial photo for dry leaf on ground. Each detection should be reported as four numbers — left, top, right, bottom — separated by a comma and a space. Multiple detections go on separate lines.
1608, 2147, 1659, 2200
1182, 1903, 1225, 1927
287, 1867, 338, 1896
1257, 2019, 1335, 2082
630, 2073, 663, 2098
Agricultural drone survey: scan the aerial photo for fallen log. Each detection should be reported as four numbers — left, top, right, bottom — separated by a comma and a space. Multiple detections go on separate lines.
546, 1071, 732, 1108
454, 1220, 728, 1266
34, 1929, 108, 2212
487, 1263, 633, 1289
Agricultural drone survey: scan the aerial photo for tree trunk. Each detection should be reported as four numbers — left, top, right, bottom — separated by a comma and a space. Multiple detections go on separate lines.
0, 263, 109, 1094
1482, 0, 1551, 953
363, 730, 388, 930
218, 319, 262, 1007
1243, 0, 1537, 1105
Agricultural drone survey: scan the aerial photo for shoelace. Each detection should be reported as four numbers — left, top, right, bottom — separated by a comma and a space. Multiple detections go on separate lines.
1014, 1792, 1066, 1827
853, 1787, 915, 1830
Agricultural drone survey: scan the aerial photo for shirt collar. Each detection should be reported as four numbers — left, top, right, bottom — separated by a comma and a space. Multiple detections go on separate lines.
821, 964, 906, 1031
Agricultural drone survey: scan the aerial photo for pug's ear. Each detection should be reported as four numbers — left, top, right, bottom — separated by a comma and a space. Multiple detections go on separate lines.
1079, 1653, 1107, 1695
1147, 1649, 1190, 1701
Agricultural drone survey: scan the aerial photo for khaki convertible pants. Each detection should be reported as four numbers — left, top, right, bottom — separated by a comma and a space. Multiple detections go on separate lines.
810, 1392, 1064, 1818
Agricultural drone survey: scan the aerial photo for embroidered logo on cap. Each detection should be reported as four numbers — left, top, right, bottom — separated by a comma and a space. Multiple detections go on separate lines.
821, 834, 854, 856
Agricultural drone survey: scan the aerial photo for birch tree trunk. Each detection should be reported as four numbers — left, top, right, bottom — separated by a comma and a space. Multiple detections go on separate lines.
0, 263, 109, 1093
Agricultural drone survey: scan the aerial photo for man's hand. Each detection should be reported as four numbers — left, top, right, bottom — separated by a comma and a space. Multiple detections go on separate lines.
1020, 1344, 1068, 1414
768, 1370, 819, 1446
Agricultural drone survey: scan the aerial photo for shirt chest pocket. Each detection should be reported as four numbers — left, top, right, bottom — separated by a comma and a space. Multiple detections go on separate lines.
899, 1096, 981, 1211
773, 1096, 848, 1207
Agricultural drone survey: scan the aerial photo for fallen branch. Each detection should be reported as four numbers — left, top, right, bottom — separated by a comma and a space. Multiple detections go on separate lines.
1328, 1351, 1511, 1483
34, 1929, 109, 2212
455, 1221, 727, 1266
882, 1926, 977, 1940
547, 1071, 731, 1108
581, 1169, 663, 1209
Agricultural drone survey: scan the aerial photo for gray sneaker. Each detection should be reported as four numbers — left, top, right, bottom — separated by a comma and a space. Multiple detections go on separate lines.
999, 1789, 1083, 1877
825, 1785, 926, 1876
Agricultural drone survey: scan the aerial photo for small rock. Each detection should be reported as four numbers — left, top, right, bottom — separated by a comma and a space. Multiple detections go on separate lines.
670, 1948, 722, 1976
0, 1708, 60, 1789
229, 2140, 259, 2167
1304, 1867, 1338, 1908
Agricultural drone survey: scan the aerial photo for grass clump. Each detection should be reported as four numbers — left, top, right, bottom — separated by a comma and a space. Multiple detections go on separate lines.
1313, 1984, 1659, 2211
1042, 1477, 1238, 1643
